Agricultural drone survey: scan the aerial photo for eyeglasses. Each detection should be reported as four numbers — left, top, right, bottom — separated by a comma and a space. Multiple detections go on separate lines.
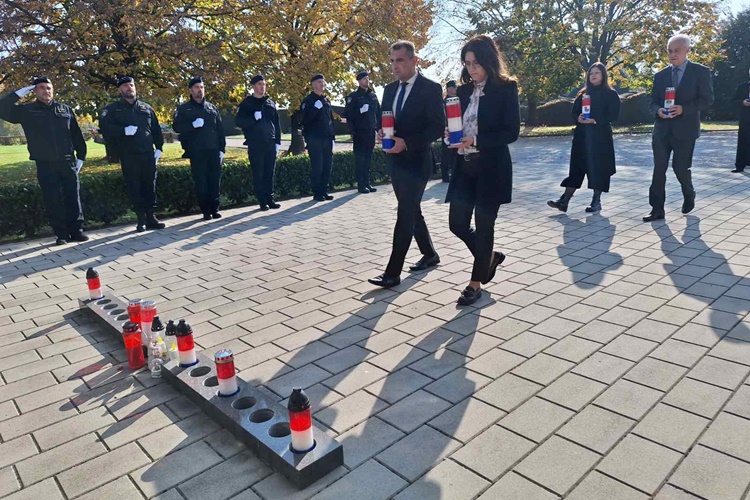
463, 61, 482, 69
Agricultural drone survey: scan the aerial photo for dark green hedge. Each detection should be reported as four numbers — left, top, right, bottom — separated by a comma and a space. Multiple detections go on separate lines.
0, 144, 442, 238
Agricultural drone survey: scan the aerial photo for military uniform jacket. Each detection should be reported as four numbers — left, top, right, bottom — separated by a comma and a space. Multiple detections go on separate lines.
300, 92, 334, 139
344, 88, 381, 134
235, 95, 281, 145
100, 98, 164, 155
0, 93, 86, 162
172, 98, 226, 155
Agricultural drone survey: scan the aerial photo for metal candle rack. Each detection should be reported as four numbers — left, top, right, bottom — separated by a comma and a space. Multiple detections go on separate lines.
79, 294, 344, 489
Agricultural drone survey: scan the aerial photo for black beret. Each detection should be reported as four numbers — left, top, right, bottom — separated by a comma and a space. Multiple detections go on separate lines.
32, 77, 51, 86
310, 74, 324, 83
116, 76, 134, 87
356, 71, 369, 81
446, 80, 457, 88
250, 74, 265, 85
188, 76, 203, 88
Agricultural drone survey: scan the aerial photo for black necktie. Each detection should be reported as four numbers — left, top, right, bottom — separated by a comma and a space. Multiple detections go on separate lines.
672, 67, 680, 87
395, 82, 408, 116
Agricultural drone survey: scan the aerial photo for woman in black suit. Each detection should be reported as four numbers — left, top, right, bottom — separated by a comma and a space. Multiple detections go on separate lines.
447, 35, 521, 305
548, 62, 620, 213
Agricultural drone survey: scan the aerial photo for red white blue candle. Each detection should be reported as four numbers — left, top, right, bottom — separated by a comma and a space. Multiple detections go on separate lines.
582, 94, 591, 120
382, 111, 394, 150
665, 87, 675, 109
446, 97, 463, 144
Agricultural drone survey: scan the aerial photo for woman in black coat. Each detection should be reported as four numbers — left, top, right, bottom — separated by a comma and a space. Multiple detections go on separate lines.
548, 62, 620, 213
446, 35, 521, 305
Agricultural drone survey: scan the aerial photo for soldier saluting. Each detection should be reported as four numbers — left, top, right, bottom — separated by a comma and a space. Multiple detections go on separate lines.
344, 71, 381, 193
173, 77, 226, 220
0, 77, 88, 246
100, 76, 166, 232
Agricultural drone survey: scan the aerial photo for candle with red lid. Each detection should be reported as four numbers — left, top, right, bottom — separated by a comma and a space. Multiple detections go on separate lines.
122, 322, 146, 369
288, 387, 315, 452
215, 349, 239, 396
86, 268, 103, 300
127, 299, 142, 330
381, 111, 395, 150
141, 300, 157, 346
582, 94, 591, 120
446, 97, 463, 144
175, 319, 198, 367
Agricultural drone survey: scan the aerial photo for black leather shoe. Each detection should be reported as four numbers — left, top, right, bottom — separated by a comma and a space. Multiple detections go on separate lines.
145, 212, 166, 230
69, 231, 89, 242
482, 251, 506, 285
643, 213, 665, 222
366, 186, 377, 192
259, 204, 269, 211
313, 195, 325, 202
55, 238, 68, 246
358, 188, 370, 194
457, 286, 482, 306
211, 212, 222, 219
409, 254, 440, 272
547, 195, 570, 212
682, 199, 695, 214
268, 201, 281, 209
731, 168, 744, 173
203, 213, 212, 221
368, 274, 401, 288
323, 194, 334, 200
136, 224, 145, 233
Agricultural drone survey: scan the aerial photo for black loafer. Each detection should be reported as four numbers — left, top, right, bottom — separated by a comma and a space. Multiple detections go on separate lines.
731, 168, 744, 173
457, 286, 482, 306
323, 194, 334, 200
482, 251, 506, 285
409, 254, 440, 272
313, 195, 325, 202
203, 213, 212, 221
358, 188, 370, 194
366, 186, 378, 192
682, 199, 695, 214
268, 201, 281, 209
69, 231, 89, 242
643, 213, 665, 222
368, 274, 401, 288
260, 204, 269, 211
55, 238, 68, 246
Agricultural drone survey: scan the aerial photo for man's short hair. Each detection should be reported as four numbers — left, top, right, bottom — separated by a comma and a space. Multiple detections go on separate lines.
668, 34, 691, 48
390, 40, 416, 58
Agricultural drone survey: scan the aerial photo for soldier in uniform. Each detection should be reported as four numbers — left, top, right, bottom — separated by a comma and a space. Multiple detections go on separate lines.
235, 74, 282, 211
301, 74, 335, 201
344, 71, 381, 193
173, 76, 226, 220
731, 69, 750, 173
0, 77, 88, 245
440, 80, 458, 183
100, 76, 166, 232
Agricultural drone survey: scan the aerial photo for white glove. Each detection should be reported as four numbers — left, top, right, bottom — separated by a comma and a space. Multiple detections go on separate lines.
154, 149, 162, 164
275, 144, 281, 154
254, 111, 262, 121
75, 159, 84, 173
314, 100, 323, 110
15, 85, 36, 98
332, 140, 335, 149
360, 104, 369, 114
219, 151, 224, 164
124, 125, 138, 136
192, 118, 204, 128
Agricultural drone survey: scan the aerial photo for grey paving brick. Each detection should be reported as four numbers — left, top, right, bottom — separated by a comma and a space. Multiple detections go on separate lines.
0, 399, 78, 441
480, 317, 534, 340
662, 378, 732, 419
407, 348, 467, 379
0, 466, 20, 497
475, 373, 543, 412
724, 385, 750, 420
316, 390, 388, 433
567, 471, 649, 500
654, 484, 703, 499
251, 467, 348, 500
477, 471, 558, 500
263, 363, 330, 397
623, 357, 688, 392
499, 331, 557, 358
709, 337, 750, 366
0, 435, 37, 470
106, 383, 179, 420
310, 459, 407, 500
377, 424, 462, 481
601, 334, 659, 362
76, 476, 143, 500
0, 400, 17, 422
14, 379, 85, 413
430, 397, 505, 443
537, 372, 607, 411
378, 389, 451, 433
423, 367, 492, 403
543, 335, 601, 363
500, 397, 573, 443
597, 434, 682, 494
668, 445, 750, 500
16, 432, 106, 485
634, 403, 709, 453
530, 316, 583, 340
446, 332, 503, 358
699, 412, 750, 463
58, 442, 150, 498
2, 355, 67, 384
687, 355, 750, 390
557, 405, 635, 454
594, 379, 663, 420
572, 352, 635, 384
515, 435, 600, 495
571, 319, 627, 343
598, 306, 649, 328
314, 345, 372, 374
649, 339, 709, 368
511, 353, 574, 385
337, 417, 404, 468
179, 451, 272, 500
321, 362, 388, 396
364, 367, 431, 404
2, 478, 63, 500
626, 319, 679, 343
395, 458, 489, 500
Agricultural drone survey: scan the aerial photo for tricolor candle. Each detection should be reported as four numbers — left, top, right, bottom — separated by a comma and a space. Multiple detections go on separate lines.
127, 299, 142, 331
140, 300, 157, 346
445, 97, 463, 144
381, 111, 395, 150
175, 319, 198, 367
665, 87, 675, 110
288, 387, 315, 453
215, 349, 239, 397
122, 322, 146, 370
582, 94, 591, 120
86, 268, 103, 300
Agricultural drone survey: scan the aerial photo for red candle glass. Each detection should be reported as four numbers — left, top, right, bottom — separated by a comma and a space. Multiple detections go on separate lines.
122, 322, 145, 369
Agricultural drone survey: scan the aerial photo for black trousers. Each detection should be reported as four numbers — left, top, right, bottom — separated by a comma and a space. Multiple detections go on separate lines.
353, 131, 376, 188
190, 149, 222, 215
384, 166, 436, 277
35, 160, 83, 239
248, 142, 277, 205
441, 144, 456, 182
120, 152, 157, 213
649, 133, 695, 214
735, 122, 749, 170
449, 159, 502, 283
307, 136, 333, 197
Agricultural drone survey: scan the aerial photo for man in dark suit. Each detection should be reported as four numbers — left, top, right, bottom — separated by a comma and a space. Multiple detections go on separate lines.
731, 69, 750, 173
644, 34, 714, 222
368, 40, 446, 288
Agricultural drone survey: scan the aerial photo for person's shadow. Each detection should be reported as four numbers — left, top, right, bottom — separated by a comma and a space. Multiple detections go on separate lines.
553, 214, 622, 289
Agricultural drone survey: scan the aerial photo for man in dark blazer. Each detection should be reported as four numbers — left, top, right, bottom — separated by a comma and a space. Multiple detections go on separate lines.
368, 40, 446, 288
731, 69, 750, 173
644, 34, 714, 222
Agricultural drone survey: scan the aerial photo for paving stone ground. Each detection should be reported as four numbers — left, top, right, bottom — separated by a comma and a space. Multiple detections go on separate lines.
0, 131, 749, 499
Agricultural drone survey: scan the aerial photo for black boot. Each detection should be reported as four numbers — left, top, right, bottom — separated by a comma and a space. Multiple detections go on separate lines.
585, 191, 602, 213
145, 211, 166, 230
136, 212, 147, 233
547, 192, 572, 212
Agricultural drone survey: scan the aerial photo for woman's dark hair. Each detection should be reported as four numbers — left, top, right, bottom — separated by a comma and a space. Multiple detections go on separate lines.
577, 62, 611, 96
460, 35, 516, 86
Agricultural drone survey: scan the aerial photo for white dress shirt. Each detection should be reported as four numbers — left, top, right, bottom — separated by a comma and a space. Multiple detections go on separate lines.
392, 72, 419, 119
